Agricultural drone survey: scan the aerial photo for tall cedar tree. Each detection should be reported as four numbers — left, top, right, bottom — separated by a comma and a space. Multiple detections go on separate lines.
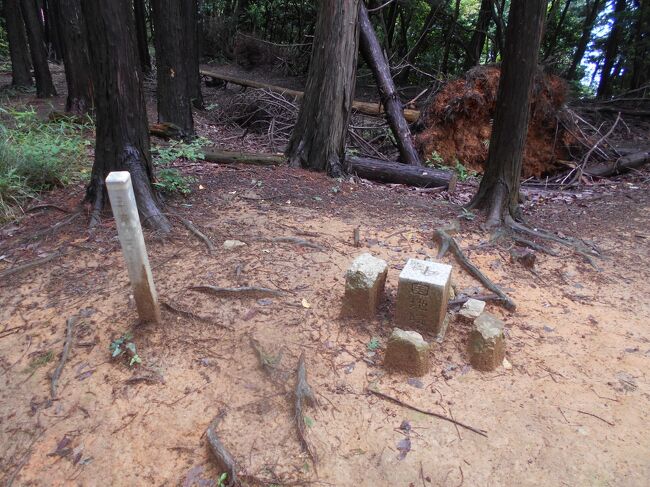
286, 0, 360, 176
465, 0, 492, 69
151, 0, 196, 137
567, 0, 605, 80
50, 0, 94, 114
3, 0, 32, 87
81, 0, 170, 232
467, 0, 548, 227
133, 0, 152, 74
597, 0, 627, 98
19, 0, 57, 97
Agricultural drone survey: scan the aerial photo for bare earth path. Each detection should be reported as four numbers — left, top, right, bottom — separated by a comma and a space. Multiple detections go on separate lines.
1, 158, 649, 486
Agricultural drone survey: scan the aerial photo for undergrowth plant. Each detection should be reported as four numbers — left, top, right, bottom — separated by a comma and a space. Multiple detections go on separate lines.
0, 106, 91, 222
150, 138, 205, 195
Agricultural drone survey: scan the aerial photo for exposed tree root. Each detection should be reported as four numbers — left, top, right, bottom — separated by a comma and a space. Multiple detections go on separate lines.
504, 215, 601, 269
368, 389, 488, 438
0, 251, 67, 280
250, 336, 287, 384
294, 352, 318, 465
160, 300, 234, 330
434, 229, 516, 310
206, 410, 240, 487
190, 285, 286, 299
50, 316, 76, 399
260, 236, 326, 251
174, 215, 215, 253
510, 235, 559, 256
448, 294, 502, 308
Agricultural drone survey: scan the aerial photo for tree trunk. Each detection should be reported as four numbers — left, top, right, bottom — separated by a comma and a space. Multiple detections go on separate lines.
543, 0, 573, 61
151, 0, 195, 138
631, 0, 650, 89
3, 0, 33, 87
597, 0, 627, 98
42, 0, 63, 62
133, 0, 152, 74
395, 1, 440, 83
566, 0, 604, 80
20, 0, 57, 97
285, 0, 360, 176
442, 0, 461, 74
358, 3, 420, 166
81, 0, 170, 233
51, 0, 93, 114
490, 0, 506, 61
468, 0, 547, 227
346, 156, 451, 187
464, 0, 492, 69
185, 0, 204, 108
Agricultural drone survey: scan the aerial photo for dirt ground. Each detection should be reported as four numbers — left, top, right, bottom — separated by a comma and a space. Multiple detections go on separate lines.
1, 66, 650, 487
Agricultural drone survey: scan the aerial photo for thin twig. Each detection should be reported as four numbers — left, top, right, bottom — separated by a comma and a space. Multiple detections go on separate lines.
190, 285, 286, 298
369, 389, 488, 438
177, 216, 215, 253
51, 316, 76, 399
577, 409, 615, 426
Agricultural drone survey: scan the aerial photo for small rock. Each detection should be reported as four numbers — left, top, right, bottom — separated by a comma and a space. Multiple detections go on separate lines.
385, 328, 430, 376
502, 357, 512, 370
342, 253, 388, 318
511, 248, 536, 269
457, 298, 486, 324
468, 312, 505, 372
223, 239, 247, 250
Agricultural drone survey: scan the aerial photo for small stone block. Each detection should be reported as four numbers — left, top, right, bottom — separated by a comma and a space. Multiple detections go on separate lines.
395, 259, 452, 333
385, 328, 430, 376
342, 253, 388, 318
457, 298, 486, 324
468, 312, 505, 371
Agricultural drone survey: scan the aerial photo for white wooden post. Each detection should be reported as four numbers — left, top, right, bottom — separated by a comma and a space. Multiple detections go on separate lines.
106, 171, 161, 323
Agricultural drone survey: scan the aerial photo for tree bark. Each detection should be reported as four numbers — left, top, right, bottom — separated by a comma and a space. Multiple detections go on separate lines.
490, 0, 506, 61
543, 0, 573, 61
468, 0, 547, 227
465, 0, 492, 69
81, 0, 170, 233
185, 0, 204, 108
3, 0, 33, 87
358, 3, 420, 166
151, 0, 195, 138
566, 0, 604, 80
346, 157, 451, 187
285, 0, 360, 176
597, 0, 627, 98
42, 0, 63, 62
442, 0, 461, 74
631, 0, 650, 89
20, 0, 57, 97
50, 0, 93, 114
133, 0, 152, 74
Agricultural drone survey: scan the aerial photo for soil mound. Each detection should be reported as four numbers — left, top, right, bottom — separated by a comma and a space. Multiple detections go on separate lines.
414, 65, 572, 178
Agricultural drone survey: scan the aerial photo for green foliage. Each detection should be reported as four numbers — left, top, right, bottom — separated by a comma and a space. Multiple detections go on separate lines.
425, 150, 445, 167
151, 137, 207, 166
453, 160, 476, 182
24, 350, 54, 373
367, 337, 380, 351
303, 415, 314, 428
110, 332, 142, 367
154, 168, 196, 196
217, 473, 228, 487
0, 106, 90, 222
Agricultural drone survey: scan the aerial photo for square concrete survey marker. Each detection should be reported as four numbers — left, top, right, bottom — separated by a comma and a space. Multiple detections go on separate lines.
395, 258, 452, 333
342, 253, 388, 318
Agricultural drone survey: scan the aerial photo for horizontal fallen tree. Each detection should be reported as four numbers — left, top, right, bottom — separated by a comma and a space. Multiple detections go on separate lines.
583, 149, 650, 177
197, 149, 453, 188
199, 68, 421, 123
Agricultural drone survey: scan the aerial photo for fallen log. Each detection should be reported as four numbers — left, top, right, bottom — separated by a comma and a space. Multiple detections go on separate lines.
199, 67, 421, 123
584, 149, 650, 177
198, 149, 452, 188
346, 156, 452, 188
358, 3, 421, 165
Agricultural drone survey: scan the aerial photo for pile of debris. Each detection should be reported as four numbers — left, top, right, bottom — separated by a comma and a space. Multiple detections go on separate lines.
414, 65, 574, 178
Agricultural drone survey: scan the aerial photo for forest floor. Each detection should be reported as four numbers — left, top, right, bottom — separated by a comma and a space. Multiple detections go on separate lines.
1, 65, 650, 487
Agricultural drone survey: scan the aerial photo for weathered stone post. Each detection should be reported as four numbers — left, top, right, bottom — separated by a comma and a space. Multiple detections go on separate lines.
395, 258, 452, 334
106, 171, 161, 323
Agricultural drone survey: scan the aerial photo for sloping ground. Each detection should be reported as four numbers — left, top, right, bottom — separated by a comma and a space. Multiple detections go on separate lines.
1, 159, 649, 487
415, 66, 574, 178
